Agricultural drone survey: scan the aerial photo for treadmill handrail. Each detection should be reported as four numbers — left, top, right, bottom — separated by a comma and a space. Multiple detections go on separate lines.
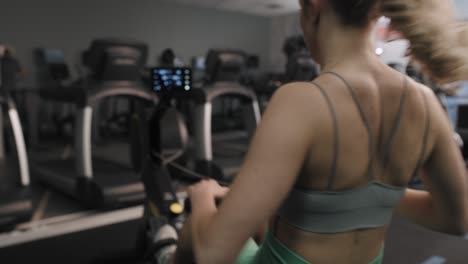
74, 84, 158, 179
40, 79, 158, 179
191, 82, 257, 104
192, 82, 261, 162
8, 106, 30, 186
39, 80, 158, 107
75, 106, 93, 179
87, 86, 159, 107
0, 96, 31, 186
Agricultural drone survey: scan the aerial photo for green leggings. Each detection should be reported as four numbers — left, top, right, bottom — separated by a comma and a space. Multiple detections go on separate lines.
236, 232, 384, 264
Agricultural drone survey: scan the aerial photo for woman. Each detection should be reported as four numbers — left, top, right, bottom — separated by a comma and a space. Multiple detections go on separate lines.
157, 0, 468, 263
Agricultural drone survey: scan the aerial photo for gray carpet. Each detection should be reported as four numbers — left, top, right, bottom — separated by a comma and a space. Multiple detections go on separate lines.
384, 216, 468, 263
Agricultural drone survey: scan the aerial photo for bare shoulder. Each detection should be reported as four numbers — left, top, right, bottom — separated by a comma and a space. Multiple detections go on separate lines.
402, 78, 441, 114
270, 75, 341, 106
267, 81, 331, 119
271, 81, 323, 100
410, 79, 438, 102
410, 80, 452, 142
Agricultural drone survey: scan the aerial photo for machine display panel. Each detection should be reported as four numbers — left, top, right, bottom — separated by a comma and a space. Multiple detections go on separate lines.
151, 67, 192, 93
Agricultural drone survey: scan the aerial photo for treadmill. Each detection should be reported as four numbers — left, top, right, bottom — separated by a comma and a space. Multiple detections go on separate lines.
190, 50, 261, 182
31, 39, 158, 209
0, 54, 33, 231
252, 36, 318, 108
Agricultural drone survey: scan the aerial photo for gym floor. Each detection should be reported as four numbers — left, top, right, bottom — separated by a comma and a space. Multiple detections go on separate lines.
384, 216, 468, 263
1, 212, 467, 264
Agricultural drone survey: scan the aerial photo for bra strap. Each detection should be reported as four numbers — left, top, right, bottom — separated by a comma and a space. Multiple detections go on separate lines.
322, 71, 375, 181
382, 76, 409, 169
309, 82, 340, 191
413, 89, 431, 175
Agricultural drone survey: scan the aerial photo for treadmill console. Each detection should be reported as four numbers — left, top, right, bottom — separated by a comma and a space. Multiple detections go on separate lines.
151, 67, 192, 95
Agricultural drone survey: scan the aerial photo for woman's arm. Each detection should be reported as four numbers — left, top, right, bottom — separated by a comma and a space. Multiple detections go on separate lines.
384, 0, 468, 234
173, 182, 228, 264
187, 83, 323, 264
396, 86, 468, 235
397, 187, 466, 235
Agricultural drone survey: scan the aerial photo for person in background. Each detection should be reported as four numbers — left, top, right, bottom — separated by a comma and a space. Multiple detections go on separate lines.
0, 45, 23, 92
158, 48, 184, 67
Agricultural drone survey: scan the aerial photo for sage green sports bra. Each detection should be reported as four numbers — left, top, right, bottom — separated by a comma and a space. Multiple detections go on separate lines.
278, 72, 430, 234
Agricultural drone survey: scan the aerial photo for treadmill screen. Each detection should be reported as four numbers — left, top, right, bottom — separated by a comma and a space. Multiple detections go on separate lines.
151, 67, 192, 93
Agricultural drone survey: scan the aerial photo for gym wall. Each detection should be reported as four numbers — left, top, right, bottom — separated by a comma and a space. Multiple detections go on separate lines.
269, 14, 302, 73
0, 0, 270, 86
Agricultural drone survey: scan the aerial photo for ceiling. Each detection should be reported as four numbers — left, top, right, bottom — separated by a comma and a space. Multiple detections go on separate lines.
161, 0, 468, 18
161, 0, 300, 17
165, 0, 468, 18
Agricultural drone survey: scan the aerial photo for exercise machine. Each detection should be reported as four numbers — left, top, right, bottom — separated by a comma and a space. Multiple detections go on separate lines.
31, 39, 158, 208
102, 66, 212, 264
251, 35, 319, 107
190, 49, 261, 183
34, 48, 76, 140
0, 53, 32, 231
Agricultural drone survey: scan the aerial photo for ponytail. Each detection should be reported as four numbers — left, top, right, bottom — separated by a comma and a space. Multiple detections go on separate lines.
381, 0, 468, 83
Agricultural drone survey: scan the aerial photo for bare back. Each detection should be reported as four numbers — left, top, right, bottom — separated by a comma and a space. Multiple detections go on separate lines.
274, 61, 465, 264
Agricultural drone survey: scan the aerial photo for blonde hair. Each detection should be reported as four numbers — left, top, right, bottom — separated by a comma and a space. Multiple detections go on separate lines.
381, 0, 468, 83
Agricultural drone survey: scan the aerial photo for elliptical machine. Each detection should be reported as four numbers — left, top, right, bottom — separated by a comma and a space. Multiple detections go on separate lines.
133, 67, 204, 262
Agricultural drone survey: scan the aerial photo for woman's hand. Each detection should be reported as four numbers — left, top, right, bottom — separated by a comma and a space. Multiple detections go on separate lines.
188, 179, 230, 201
187, 180, 231, 263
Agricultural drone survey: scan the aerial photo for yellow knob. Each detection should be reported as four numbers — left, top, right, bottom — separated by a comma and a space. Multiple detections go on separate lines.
170, 203, 184, 214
